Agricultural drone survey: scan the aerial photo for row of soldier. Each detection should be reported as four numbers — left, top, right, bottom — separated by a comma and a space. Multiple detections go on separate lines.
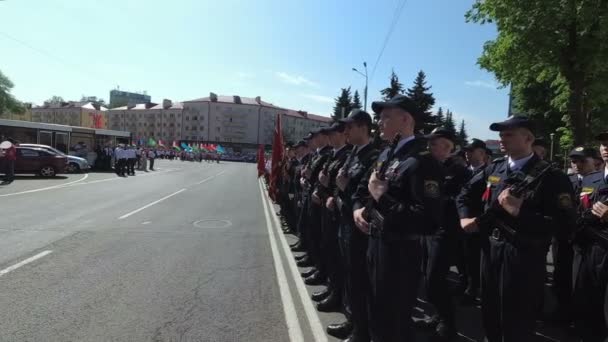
274, 94, 607, 342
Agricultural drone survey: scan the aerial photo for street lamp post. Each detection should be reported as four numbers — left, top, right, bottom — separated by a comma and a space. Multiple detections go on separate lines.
550, 133, 555, 161
352, 62, 368, 112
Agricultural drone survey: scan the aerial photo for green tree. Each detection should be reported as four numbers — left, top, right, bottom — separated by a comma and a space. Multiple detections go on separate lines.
332, 87, 353, 122
380, 69, 404, 100
0, 70, 24, 115
46, 96, 65, 105
444, 110, 457, 135
352, 90, 362, 110
435, 107, 445, 127
466, 0, 608, 145
458, 119, 469, 146
406, 70, 436, 133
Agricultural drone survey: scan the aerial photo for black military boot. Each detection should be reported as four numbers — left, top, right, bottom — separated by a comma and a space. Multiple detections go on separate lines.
297, 256, 314, 268
304, 271, 325, 285
326, 320, 353, 339
294, 254, 308, 262
413, 315, 440, 330
434, 321, 457, 340
301, 268, 317, 278
311, 287, 331, 302
316, 292, 340, 312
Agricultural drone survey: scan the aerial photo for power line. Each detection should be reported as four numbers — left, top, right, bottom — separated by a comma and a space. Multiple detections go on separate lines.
370, 0, 409, 81
0, 31, 113, 85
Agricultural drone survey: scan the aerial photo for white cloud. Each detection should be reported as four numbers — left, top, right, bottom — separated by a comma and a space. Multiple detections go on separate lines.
464, 80, 499, 89
275, 72, 318, 87
300, 94, 334, 104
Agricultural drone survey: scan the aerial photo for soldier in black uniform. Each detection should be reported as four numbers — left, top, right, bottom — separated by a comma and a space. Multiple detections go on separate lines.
314, 122, 352, 314
292, 131, 320, 255
322, 109, 379, 342
417, 127, 469, 340
299, 128, 333, 285
352, 95, 445, 342
456, 116, 576, 342
292, 140, 311, 237
553, 147, 600, 326
572, 133, 608, 342
461, 138, 489, 305
532, 138, 548, 160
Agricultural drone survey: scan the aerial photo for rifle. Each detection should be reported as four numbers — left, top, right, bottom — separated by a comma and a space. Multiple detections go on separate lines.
363, 133, 402, 229
334, 146, 358, 211
476, 162, 554, 243
574, 203, 608, 250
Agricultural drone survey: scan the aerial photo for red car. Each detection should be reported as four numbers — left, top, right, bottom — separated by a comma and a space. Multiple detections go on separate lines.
0, 146, 67, 177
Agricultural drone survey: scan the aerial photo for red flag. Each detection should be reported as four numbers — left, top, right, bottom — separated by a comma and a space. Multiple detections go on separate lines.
257, 144, 266, 178
269, 114, 284, 201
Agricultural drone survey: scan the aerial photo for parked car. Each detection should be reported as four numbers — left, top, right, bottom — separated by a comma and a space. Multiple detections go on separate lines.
0, 147, 67, 177
19, 143, 90, 173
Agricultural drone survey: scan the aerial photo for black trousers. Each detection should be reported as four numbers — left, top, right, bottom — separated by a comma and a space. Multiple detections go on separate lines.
463, 232, 481, 297
306, 202, 324, 271
115, 159, 126, 175
127, 158, 136, 175
573, 243, 608, 342
149, 158, 155, 170
321, 210, 342, 294
481, 237, 547, 342
340, 221, 370, 340
423, 229, 456, 325
296, 196, 309, 243
368, 236, 422, 342
551, 236, 573, 316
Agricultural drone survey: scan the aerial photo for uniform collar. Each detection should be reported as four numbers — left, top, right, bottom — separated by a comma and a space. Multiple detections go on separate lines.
356, 142, 370, 155
394, 135, 416, 155
333, 144, 347, 155
507, 153, 534, 172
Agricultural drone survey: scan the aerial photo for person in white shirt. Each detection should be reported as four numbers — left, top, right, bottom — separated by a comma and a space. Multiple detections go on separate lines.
114, 145, 126, 177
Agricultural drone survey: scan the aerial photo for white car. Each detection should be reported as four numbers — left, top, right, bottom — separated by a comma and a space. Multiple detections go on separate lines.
19, 144, 90, 173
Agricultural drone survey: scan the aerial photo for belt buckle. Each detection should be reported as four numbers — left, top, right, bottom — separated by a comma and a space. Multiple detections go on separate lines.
491, 228, 502, 241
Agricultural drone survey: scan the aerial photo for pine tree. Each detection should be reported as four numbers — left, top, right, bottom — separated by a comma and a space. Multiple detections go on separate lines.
457, 120, 469, 146
405, 70, 436, 133
332, 87, 353, 122
444, 110, 456, 135
352, 90, 362, 110
435, 107, 445, 127
380, 69, 404, 100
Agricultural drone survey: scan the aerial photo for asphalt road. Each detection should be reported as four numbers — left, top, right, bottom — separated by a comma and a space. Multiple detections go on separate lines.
0, 160, 577, 342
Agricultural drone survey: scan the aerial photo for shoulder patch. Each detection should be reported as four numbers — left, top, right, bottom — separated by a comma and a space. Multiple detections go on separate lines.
424, 180, 440, 198
558, 193, 573, 209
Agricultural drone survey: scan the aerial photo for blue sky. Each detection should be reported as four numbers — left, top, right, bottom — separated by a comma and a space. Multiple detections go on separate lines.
0, 0, 508, 140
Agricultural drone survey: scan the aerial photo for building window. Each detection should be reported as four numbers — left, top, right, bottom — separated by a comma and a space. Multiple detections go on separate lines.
193, 116, 197, 120
217, 127, 220, 132
200, 126, 204, 130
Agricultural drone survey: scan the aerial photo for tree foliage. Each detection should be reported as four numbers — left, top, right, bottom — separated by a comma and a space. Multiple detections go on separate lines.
466, 0, 608, 145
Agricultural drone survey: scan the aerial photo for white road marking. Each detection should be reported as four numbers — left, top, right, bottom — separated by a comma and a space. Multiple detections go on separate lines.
195, 171, 226, 185
118, 189, 187, 220
259, 179, 328, 342
0, 250, 52, 277
258, 180, 305, 342
0, 174, 88, 197
141, 221, 151, 225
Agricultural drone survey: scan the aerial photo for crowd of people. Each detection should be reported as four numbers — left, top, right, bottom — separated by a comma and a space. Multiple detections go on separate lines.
271, 94, 608, 342
96, 145, 223, 177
